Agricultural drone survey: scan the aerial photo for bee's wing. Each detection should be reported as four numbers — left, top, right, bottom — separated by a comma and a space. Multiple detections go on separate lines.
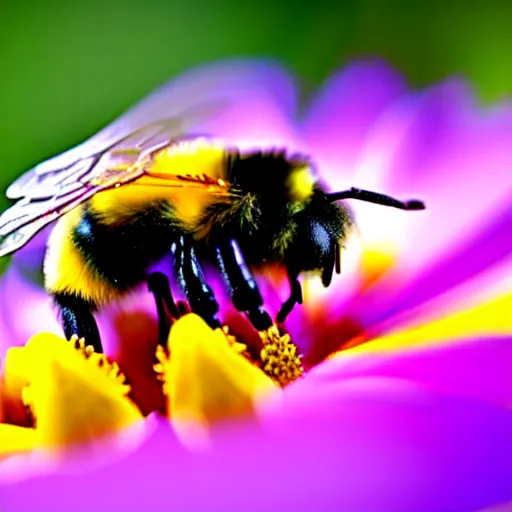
1, 58, 294, 257
0, 118, 201, 257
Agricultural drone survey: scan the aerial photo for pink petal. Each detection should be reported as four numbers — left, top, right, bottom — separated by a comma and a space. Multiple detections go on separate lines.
374, 252, 512, 336
301, 59, 406, 188
360, 80, 512, 289
305, 335, 512, 407
309, 78, 512, 336
2, 378, 511, 512
0, 265, 59, 353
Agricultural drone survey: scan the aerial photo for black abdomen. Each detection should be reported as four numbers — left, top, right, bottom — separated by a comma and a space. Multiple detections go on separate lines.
72, 200, 181, 291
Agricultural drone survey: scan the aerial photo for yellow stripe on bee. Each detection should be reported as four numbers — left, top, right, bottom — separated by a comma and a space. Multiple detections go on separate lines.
89, 179, 223, 230
90, 138, 229, 229
151, 138, 226, 180
285, 165, 316, 202
44, 206, 122, 306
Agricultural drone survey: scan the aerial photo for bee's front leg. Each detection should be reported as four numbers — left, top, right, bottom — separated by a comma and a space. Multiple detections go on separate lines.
147, 272, 181, 346
215, 239, 273, 331
53, 293, 103, 353
171, 235, 221, 329
276, 268, 303, 324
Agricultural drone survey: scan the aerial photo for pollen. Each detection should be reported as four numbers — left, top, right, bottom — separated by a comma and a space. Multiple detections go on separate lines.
153, 344, 172, 398
259, 325, 304, 387
221, 325, 252, 359
69, 335, 131, 396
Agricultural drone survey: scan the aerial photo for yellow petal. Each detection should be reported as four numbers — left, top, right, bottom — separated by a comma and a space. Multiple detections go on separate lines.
360, 245, 395, 289
333, 291, 512, 360
0, 424, 36, 459
5, 332, 142, 450
3, 332, 77, 400
162, 314, 279, 450
3, 346, 34, 405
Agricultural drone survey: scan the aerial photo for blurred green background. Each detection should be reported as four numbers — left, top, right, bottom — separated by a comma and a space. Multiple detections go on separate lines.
1, 0, 511, 218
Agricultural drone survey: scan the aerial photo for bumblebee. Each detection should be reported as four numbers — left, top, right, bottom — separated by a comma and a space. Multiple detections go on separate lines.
0, 67, 425, 353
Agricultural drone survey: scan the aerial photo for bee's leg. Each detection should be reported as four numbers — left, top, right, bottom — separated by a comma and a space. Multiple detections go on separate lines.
172, 235, 221, 329
276, 269, 303, 324
321, 243, 336, 288
53, 293, 103, 353
215, 239, 273, 331
147, 272, 180, 346
278, 240, 339, 324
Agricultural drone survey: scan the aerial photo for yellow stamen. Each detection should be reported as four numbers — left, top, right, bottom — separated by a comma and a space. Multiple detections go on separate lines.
155, 314, 279, 450
69, 335, 131, 394
153, 344, 172, 399
259, 325, 304, 387
221, 325, 252, 359
19, 335, 131, 425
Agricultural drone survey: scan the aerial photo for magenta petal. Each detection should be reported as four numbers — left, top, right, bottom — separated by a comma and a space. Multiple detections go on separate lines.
377, 253, 512, 337
2, 379, 512, 512
306, 335, 512, 407
337, 80, 512, 328
301, 59, 406, 188
376, 201, 512, 324
0, 265, 59, 353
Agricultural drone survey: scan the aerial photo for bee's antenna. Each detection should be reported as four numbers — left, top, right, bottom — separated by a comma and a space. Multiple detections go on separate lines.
327, 187, 425, 211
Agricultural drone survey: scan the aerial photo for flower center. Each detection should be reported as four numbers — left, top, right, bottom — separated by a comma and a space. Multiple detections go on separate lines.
70, 335, 131, 394
259, 325, 304, 387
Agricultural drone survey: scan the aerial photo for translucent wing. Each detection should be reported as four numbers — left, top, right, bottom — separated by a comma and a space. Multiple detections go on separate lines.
0, 118, 198, 256
0, 58, 296, 257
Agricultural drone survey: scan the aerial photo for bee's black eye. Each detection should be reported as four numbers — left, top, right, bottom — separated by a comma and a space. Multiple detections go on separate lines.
287, 218, 333, 272
309, 220, 331, 261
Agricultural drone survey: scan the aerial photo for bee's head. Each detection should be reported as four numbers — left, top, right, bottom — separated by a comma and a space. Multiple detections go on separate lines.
280, 185, 425, 285
283, 193, 352, 287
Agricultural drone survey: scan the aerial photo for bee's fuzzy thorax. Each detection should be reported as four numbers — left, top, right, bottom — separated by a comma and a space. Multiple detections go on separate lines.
227, 149, 317, 205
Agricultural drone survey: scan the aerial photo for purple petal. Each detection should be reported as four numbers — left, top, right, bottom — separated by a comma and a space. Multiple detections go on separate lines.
379, 198, 512, 325
0, 265, 59, 353
317, 79, 512, 330
306, 335, 512, 407
301, 59, 406, 189
2, 379, 511, 512
374, 252, 512, 337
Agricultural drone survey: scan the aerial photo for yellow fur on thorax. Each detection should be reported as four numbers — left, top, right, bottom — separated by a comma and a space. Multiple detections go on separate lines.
151, 137, 226, 180
286, 165, 316, 202
44, 206, 122, 306
90, 138, 229, 228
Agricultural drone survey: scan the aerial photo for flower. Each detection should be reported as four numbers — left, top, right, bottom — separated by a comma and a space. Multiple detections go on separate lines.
1, 58, 512, 511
